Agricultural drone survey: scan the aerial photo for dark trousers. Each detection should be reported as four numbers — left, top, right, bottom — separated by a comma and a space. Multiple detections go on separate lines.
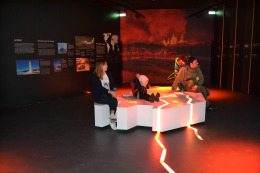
185, 85, 210, 107
95, 94, 118, 113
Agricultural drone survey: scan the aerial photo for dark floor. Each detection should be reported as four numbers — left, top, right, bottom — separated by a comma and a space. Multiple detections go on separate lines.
1, 88, 260, 173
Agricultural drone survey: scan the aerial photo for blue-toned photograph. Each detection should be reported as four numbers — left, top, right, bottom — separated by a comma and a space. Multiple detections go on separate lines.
16, 60, 40, 75
53, 59, 62, 72
58, 42, 67, 54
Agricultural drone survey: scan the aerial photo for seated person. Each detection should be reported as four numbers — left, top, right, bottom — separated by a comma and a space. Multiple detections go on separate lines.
174, 54, 189, 91
174, 54, 190, 77
172, 57, 212, 109
91, 59, 118, 130
131, 74, 160, 102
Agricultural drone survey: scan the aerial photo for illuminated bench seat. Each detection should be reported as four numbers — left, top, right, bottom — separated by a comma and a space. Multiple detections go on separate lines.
94, 101, 122, 127
94, 103, 110, 127
117, 86, 206, 132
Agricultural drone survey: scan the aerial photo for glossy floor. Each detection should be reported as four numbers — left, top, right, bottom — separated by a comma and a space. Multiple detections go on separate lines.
1, 88, 260, 173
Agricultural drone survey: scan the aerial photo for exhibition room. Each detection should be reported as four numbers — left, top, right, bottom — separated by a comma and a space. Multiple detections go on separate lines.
0, 0, 259, 172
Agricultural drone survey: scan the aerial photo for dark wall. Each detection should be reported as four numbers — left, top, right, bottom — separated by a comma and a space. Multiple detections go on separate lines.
212, 0, 260, 96
0, 1, 121, 108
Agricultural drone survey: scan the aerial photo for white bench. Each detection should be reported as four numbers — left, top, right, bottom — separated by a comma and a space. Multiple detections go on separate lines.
94, 101, 122, 127
94, 103, 110, 127
116, 87, 206, 132
94, 87, 206, 132
117, 104, 153, 130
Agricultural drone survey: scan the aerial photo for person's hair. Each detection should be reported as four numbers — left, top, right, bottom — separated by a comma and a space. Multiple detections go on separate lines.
184, 53, 191, 58
179, 53, 191, 62
188, 57, 197, 66
94, 59, 107, 79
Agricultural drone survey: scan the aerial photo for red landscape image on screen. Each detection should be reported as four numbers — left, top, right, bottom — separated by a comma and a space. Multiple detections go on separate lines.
120, 9, 213, 84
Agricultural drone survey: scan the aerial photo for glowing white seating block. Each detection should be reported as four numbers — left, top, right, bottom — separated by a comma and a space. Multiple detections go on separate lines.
117, 86, 206, 132
94, 103, 110, 127
117, 100, 154, 130
94, 101, 122, 127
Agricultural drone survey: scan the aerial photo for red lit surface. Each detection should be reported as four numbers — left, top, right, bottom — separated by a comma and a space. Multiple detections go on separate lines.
207, 88, 236, 100
1, 87, 259, 173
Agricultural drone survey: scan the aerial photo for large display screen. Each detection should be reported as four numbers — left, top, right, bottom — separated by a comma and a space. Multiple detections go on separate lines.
120, 9, 214, 84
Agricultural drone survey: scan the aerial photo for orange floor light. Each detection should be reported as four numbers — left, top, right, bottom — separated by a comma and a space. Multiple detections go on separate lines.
185, 94, 203, 140
154, 92, 203, 172
155, 94, 175, 173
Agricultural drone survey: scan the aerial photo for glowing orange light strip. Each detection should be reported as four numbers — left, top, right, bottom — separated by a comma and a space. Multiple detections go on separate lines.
154, 93, 203, 172
155, 94, 175, 173
185, 94, 203, 140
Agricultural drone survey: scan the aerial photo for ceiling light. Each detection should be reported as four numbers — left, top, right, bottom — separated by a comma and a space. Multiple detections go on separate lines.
208, 11, 216, 15
119, 13, 126, 17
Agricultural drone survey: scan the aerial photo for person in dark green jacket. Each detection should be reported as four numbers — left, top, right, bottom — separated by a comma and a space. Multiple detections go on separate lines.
172, 57, 211, 108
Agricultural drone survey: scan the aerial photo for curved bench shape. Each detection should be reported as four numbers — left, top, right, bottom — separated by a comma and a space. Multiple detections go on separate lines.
116, 86, 206, 132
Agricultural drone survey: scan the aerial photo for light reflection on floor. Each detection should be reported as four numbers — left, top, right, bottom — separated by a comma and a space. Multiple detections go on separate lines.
116, 86, 260, 173
1, 87, 259, 173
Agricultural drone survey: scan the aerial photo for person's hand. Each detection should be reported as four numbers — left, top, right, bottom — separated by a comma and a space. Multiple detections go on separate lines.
110, 91, 117, 98
192, 85, 199, 91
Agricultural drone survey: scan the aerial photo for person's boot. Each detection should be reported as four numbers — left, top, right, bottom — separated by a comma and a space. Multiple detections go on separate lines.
149, 93, 155, 103
155, 93, 160, 102
144, 94, 149, 101
207, 104, 217, 111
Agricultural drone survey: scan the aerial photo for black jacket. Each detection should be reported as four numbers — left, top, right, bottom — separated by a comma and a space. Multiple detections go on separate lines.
91, 71, 116, 102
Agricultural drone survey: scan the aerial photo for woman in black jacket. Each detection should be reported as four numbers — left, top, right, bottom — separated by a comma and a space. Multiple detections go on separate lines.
91, 59, 118, 130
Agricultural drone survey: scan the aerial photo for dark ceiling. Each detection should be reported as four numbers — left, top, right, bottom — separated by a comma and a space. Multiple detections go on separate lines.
96, 0, 225, 10
94, 0, 226, 19
3, 0, 226, 11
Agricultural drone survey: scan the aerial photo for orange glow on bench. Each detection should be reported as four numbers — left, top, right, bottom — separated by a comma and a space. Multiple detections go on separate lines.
129, 101, 138, 104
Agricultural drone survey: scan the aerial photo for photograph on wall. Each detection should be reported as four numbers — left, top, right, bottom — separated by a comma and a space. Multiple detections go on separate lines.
58, 42, 68, 54
120, 9, 214, 84
75, 36, 95, 50
103, 33, 120, 55
16, 59, 40, 75
53, 59, 62, 72
76, 58, 90, 72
